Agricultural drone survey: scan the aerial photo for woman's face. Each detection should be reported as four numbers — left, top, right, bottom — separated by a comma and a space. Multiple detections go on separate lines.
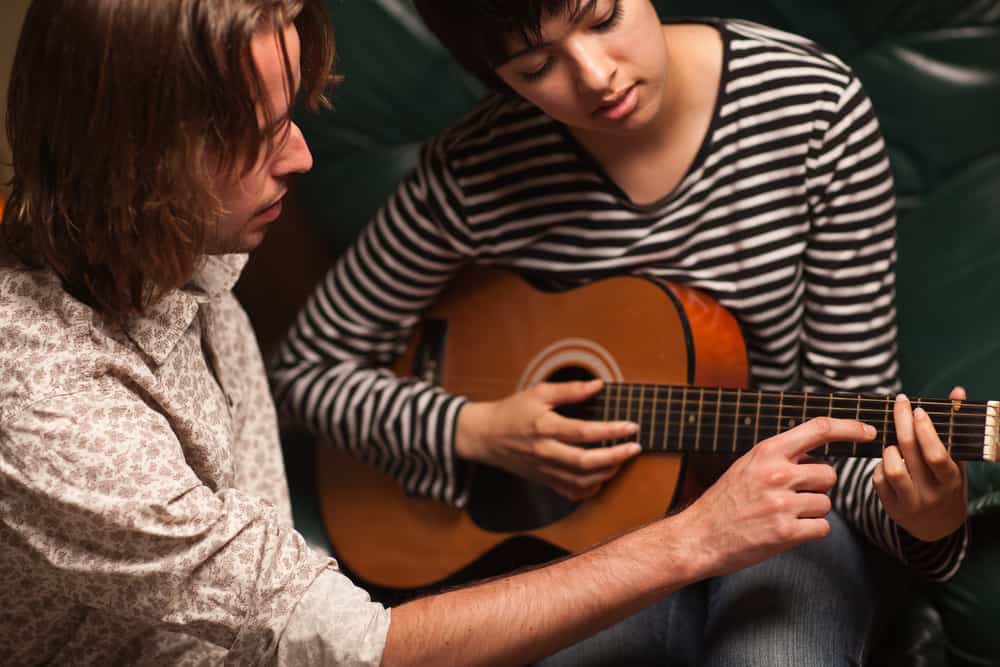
494, 0, 670, 135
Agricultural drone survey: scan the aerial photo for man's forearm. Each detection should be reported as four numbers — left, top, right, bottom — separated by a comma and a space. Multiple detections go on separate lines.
381, 512, 707, 667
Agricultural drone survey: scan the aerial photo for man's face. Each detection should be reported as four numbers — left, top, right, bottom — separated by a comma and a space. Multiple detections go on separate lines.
494, 0, 669, 136
209, 23, 312, 255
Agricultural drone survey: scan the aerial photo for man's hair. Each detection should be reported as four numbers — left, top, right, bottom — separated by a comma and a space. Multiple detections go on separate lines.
2, 0, 335, 319
413, 0, 586, 90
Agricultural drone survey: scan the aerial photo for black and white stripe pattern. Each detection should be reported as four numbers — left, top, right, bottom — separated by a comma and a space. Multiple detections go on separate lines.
272, 19, 966, 580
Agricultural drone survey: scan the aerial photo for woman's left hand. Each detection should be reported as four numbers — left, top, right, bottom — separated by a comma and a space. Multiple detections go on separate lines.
873, 387, 969, 542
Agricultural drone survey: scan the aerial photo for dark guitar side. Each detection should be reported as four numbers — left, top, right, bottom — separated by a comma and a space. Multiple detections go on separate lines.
316, 268, 748, 593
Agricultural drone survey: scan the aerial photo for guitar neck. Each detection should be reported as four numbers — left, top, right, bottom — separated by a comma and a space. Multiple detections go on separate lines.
587, 384, 999, 461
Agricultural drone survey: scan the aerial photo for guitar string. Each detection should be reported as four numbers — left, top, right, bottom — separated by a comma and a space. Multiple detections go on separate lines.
431, 376, 994, 413
579, 402, 990, 427
578, 405, 990, 431
584, 394, 990, 420
595, 384, 988, 407
580, 416, 991, 443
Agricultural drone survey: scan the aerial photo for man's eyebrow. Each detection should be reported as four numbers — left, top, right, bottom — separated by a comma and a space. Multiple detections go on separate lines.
502, 0, 598, 62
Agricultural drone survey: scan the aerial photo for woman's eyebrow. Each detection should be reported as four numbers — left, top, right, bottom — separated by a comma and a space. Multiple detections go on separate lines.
503, 0, 599, 61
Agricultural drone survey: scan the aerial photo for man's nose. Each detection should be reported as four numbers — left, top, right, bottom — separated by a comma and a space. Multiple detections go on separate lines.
275, 122, 313, 176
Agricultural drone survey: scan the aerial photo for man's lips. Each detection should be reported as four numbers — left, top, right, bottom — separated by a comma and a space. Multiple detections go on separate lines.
254, 191, 287, 219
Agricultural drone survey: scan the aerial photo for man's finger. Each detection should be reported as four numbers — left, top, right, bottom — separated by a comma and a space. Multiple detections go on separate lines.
769, 417, 876, 459
791, 462, 838, 493
794, 491, 832, 518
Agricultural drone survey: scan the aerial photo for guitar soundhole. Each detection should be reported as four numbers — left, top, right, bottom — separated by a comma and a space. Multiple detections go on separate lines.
466, 365, 594, 534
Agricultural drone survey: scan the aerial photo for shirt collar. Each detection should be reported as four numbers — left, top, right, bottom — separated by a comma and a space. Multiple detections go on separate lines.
124, 254, 249, 365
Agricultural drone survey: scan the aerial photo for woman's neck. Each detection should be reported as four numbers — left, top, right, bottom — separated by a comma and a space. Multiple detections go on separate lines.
570, 23, 724, 205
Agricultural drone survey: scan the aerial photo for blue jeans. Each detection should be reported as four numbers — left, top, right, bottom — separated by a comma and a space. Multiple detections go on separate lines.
536, 511, 894, 666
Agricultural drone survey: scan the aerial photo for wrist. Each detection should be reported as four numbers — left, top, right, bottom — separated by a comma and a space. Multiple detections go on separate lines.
455, 400, 493, 463
667, 509, 720, 582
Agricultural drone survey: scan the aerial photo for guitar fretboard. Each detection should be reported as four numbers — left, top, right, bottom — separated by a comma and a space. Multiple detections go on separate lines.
589, 384, 998, 461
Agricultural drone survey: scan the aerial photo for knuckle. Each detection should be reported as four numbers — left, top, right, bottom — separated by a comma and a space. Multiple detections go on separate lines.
811, 417, 832, 436
767, 467, 792, 487
774, 519, 797, 543
925, 451, 948, 468
581, 422, 603, 441
885, 465, 907, 484
767, 494, 789, 515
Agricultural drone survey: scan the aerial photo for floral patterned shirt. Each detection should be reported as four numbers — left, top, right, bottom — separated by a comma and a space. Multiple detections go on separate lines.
0, 254, 388, 665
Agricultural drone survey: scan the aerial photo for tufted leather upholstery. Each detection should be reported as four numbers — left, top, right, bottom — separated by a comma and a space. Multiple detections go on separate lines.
282, 1, 1000, 664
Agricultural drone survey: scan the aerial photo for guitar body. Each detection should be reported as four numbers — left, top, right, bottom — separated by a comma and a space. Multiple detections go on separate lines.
317, 267, 748, 595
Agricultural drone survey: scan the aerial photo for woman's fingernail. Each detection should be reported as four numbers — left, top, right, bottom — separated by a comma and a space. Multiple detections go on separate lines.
624, 422, 639, 434
628, 443, 642, 454
896, 393, 908, 402
914, 407, 926, 420
864, 424, 877, 437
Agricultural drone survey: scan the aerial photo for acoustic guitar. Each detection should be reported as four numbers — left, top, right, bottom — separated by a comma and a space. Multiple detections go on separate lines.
317, 267, 998, 597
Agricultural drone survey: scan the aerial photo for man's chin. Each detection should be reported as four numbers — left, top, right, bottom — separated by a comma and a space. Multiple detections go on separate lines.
206, 230, 267, 255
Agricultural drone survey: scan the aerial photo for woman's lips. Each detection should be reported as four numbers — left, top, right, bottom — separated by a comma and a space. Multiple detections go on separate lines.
595, 84, 638, 121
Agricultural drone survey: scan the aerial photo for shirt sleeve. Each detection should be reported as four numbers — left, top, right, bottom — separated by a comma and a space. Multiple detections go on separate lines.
0, 388, 386, 664
277, 567, 390, 666
802, 73, 968, 581
270, 138, 478, 506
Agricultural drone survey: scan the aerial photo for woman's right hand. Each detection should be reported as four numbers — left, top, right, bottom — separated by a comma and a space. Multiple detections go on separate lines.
455, 379, 641, 501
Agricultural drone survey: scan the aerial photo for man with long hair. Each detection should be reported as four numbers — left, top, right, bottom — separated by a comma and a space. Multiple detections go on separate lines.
0, 1, 938, 665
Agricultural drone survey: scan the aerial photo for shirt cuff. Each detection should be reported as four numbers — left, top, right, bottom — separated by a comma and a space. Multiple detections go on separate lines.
277, 563, 391, 666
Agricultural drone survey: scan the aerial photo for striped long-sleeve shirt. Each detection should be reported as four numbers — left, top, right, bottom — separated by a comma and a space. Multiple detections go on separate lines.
272, 19, 967, 580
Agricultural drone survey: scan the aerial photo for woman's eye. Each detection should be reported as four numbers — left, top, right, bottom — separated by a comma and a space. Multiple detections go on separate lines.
521, 59, 553, 81
593, 0, 624, 31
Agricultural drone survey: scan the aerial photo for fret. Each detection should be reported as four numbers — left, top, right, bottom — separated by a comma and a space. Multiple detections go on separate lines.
636, 384, 646, 445
882, 396, 891, 451
756, 390, 781, 440
614, 383, 623, 428
663, 386, 673, 453
731, 388, 742, 453
852, 394, 861, 457
648, 385, 658, 452
753, 389, 762, 445
948, 397, 958, 456
678, 386, 688, 453
782, 392, 802, 431
601, 385, 611, 447
825, 394, 834, 457
712, 387, 722, 452
694, 388, 705, 451
776, 391, 785, 433
801, 392, 808, 431
626, 384, 635, 424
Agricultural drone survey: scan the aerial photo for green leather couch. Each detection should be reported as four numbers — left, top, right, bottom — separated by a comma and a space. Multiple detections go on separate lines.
268, 1, 1000, 664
